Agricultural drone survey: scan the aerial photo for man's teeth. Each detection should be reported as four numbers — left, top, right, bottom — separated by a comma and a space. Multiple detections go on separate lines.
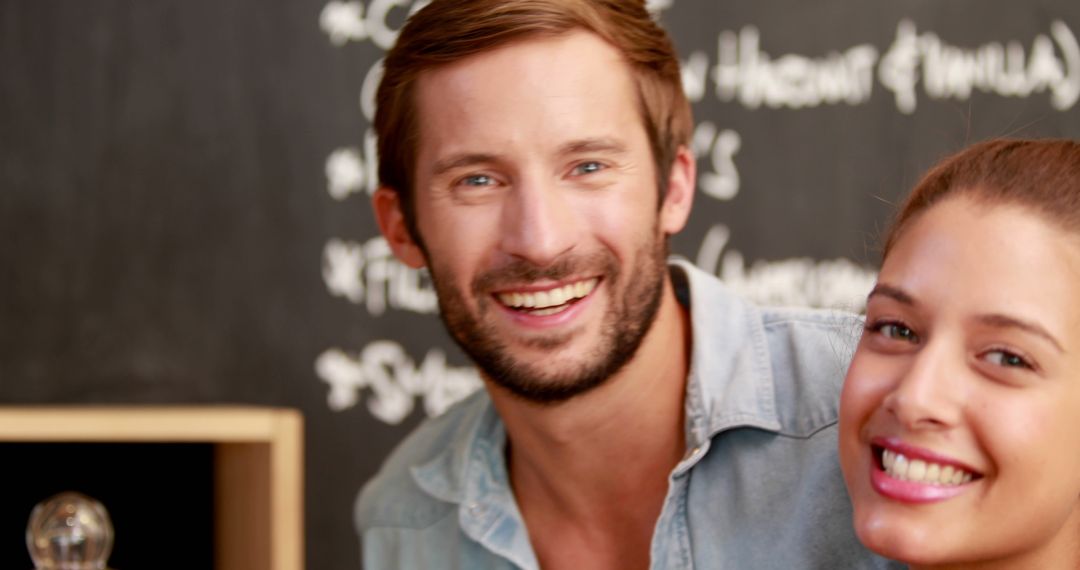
497, 278, 598, 311
882, 449, 975, 485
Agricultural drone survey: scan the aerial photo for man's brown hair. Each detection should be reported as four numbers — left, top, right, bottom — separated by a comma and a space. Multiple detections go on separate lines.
883, 138, 1080, 257
374, 0, 693, 239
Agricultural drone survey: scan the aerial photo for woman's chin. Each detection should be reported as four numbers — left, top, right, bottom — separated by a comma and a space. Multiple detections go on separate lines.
854, 511, 955, 566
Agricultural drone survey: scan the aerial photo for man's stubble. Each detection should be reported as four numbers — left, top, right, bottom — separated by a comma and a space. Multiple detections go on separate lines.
429, 228, 669, 404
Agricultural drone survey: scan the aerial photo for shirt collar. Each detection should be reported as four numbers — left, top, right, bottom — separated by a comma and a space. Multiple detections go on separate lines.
411, 398, 539, 569
668, 259, 782, 473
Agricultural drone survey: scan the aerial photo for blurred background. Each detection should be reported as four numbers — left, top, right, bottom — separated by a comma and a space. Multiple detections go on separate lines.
3, 0, 1079, 567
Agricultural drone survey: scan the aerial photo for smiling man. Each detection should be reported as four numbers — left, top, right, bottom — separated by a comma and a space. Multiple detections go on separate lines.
356, 1, 897, 569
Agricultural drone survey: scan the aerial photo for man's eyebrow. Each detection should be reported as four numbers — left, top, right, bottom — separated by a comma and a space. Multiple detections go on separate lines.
975, 314, 1065, 353
558, 137, 629, 156
866, 284, 915, 306
431, 153, 500, 177
430, 139, 628, 176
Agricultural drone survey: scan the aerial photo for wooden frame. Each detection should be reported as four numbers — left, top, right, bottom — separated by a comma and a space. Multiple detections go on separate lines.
0, 407, 304, 570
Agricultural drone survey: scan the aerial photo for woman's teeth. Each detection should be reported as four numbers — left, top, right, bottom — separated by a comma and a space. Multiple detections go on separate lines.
497, 278, 598, 313
882, 449, 975, 486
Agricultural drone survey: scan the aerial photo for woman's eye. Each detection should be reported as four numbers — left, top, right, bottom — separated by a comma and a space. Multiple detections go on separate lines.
983, 349, 1032, 370
875, 322, 918, 343
572, 161, 604, 176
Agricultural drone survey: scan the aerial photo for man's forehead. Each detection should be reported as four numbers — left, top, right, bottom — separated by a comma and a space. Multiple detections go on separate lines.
419, 29, 627, 84
411, 31, 643, 161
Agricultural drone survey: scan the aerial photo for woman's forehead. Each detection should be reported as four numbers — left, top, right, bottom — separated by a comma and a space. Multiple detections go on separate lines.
880, 197, 1080, 341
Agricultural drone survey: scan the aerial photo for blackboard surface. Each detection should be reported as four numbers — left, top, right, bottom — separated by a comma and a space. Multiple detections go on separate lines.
4, 1, 1080, 567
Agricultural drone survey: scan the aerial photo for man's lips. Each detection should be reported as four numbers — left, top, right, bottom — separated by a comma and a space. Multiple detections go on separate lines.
493, 277, 600, 316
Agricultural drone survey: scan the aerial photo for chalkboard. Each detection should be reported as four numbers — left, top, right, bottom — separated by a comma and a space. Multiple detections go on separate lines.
3, 0, 1079, 567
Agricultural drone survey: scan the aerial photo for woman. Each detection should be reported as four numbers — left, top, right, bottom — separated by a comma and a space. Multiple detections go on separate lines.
839, 139, 1080, 568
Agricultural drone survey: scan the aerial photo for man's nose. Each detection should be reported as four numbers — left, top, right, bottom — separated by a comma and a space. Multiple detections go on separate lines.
498, 176, 581, 267
883, 339, 964, 431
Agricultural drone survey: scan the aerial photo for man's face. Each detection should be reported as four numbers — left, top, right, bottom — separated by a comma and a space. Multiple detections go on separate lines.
400, 31, 688, 403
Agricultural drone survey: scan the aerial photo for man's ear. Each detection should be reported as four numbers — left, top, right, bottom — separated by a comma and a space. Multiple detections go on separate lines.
658, 145, 696, 235
372, 186, 427, 268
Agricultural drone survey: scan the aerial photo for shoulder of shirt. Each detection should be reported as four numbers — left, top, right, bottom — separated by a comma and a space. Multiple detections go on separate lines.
671, 257, 863, 438
757, 303, 863, 437
355, 388, 490, 531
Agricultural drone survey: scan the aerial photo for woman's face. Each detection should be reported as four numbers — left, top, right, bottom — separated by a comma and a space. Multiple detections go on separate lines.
839, 195, 1080, 568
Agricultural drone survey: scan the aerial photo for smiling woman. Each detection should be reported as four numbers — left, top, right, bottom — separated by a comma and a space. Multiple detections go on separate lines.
838, 138, 1080, 569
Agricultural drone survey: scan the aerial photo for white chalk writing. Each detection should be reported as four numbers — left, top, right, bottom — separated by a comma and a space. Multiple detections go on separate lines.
646, 0, 673, 15
696, 224, 877, 311
319, 1, 368, 46
879, 19, 1080, 114
359, 59, 384, 121
714, 26, 879, 109
322, 237, 438, 315
682, 51, 710, 103
325, 129, 379, 200
319, 0, 430, 49
692, 123, 741, 201
704, 20, 1079, 113
317, 341, 481, 423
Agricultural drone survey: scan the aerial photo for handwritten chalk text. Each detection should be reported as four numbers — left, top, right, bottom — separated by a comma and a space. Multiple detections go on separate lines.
713, 27, 878, 109
322, 237, 438, 316
317, 341, 481, 423
880, 19, 1080, 114
701, 20, 1079, 113
696, 224, 877, 311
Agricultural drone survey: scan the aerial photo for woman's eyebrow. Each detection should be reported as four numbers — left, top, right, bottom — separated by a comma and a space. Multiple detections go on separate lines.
975, 314, 1065, 353
866, 284, 915, 306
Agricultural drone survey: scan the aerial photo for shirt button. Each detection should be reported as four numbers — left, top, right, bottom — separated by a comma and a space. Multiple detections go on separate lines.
684, 446, 701, 461
467, 502, 486, 517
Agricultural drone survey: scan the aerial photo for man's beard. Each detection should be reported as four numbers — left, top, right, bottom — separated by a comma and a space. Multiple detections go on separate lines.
429, 232, 668, 404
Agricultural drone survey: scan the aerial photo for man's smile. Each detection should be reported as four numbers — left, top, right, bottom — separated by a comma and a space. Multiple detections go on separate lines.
493, 277, 600, 316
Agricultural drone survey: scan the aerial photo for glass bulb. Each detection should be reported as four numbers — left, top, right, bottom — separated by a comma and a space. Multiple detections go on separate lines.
26, 491, 113, 570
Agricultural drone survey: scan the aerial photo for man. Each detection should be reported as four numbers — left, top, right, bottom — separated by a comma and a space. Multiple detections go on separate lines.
357, 1, 897, 568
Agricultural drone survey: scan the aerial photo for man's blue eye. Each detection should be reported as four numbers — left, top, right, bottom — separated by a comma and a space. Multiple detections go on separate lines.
573, 161, 604, 175
462, 174, 493, 186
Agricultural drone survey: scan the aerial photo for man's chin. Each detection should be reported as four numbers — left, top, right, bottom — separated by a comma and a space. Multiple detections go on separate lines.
472, 340, 636, 405
484, 366, 613, 405
507, 329, 579, 352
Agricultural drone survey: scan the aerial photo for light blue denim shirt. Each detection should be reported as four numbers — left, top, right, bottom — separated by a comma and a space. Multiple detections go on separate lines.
356, 260, 901, 569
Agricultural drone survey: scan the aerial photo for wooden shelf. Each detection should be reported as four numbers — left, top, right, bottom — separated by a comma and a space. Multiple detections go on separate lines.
0, 406, 304, 570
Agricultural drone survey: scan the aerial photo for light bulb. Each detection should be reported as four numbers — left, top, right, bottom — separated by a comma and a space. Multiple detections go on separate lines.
26, 491, 113, 570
